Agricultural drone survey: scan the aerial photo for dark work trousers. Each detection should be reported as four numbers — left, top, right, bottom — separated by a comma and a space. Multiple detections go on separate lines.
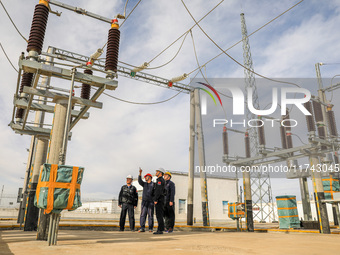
164, 202, 175, 230
119, 203, 135, 230
140, 201, 154, 230
155, 200, 164, 232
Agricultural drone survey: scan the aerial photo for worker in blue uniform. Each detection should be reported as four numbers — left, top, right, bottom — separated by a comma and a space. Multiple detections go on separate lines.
152, 168, 165, 234
138, 168, 154, 232
164, 171, 176, 233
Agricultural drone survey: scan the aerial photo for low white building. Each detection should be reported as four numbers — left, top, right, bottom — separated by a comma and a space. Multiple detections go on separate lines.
74, 171, 238, 222
133, 171, 238, 222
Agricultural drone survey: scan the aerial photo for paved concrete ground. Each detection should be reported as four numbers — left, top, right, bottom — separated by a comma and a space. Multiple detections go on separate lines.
1, 229, 339, 255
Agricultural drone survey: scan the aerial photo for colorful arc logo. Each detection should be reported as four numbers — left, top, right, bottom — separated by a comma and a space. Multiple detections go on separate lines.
197, 82, 223, 107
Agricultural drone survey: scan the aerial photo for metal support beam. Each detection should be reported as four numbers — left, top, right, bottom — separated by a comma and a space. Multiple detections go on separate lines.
17, 136, 36, 225
23, 87, 102, 109
194, 89, 210, 226
187, 90, 195, 225
48, 0, 113, 24
310, 153, 331, 234
41, 48, 191, 93
14, 99, 89, 119
19, 58, 118, 90
299, 177, 312, 221
10, 123, 51, 137
22, 73, 41, 130
70, 85, 106, 130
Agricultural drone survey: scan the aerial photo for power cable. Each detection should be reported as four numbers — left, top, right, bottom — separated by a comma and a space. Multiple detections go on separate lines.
95, 87, 183, 105
291, 133, 307, 145
123, 0, 129, 17
0, 0, 28, 42
101, 0, 142, 51
0, 42, 18, 73
120, 0, 142, 28
146, 30, 190, 70
116, 0, 224, 71
190, 29, 229, 118
145, 0, 224, 68
181, 0, 302, 88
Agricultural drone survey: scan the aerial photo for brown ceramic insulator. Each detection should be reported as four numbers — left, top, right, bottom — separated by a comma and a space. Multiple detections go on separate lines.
280, 125, 287, 149
286, 132, 293, 149
81, 69, 93, 99
16, 72, 34, 119
312, 101, 323, 122
304, 101, 316, 132
317, 126, 327, 150
222, 128, 228, 155
27, 4, 49, 54
105, 28, 120, 72
19, 72, 34, 93
317, 126, 326, 140
257, 120, 265, 146
334, 154, 339, 164
327, 110, 338, 137
15, 108, 24, 119
245, 133, 251, 158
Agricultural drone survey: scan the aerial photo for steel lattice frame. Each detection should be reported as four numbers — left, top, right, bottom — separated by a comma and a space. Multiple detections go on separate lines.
241, 13, 275, 222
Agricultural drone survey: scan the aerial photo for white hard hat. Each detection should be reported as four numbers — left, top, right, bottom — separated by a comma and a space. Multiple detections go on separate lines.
156, 168, 165, 174
126, 175, 133, 179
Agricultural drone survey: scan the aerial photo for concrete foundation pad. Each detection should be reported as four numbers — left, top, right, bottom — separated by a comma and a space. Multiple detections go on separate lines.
1, 229, 340, 255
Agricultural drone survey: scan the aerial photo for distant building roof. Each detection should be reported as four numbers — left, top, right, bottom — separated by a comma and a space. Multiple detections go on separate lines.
132, 170, 236, 191
170, 170, 237, 181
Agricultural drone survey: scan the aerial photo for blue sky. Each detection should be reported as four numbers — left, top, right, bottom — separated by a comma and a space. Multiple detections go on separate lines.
1, 0, 340, 202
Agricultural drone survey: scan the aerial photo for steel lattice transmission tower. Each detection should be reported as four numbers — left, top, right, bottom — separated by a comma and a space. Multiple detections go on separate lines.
240, 13, 275, 223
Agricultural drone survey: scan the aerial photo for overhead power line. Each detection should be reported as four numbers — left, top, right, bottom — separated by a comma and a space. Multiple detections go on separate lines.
146, 0, 224, 68
0, 0, 28, 42
91, 86, 183, 105
146, 31, 190, 70
101, 0, 142, 51
190, 29, 229, 119
116, 0, 224, 71
0, 42, 18, 73
188, 0, 305, 75
181, 0, 304, 88
102, 91, 182, 105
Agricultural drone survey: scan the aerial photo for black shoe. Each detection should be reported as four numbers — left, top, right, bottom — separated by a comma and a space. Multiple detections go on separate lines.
138, 228, 145, 232
119, 229, 124, 232
168, 228, 173, 233
149, 229, 153, 233
153, 231, 163, 235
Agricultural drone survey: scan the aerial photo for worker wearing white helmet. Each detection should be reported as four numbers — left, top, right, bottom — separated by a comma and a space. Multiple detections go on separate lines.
118, 174, 138, 231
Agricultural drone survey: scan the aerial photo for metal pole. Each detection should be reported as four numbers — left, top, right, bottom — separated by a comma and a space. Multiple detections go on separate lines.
187, 90, 195, 225
50, 67, 76, 245
299, 177, 312, 221
300, 177, 312, 220
315, 63, 339, 227
24, 47, 54, 230
244, 132, 254, 232
59, 67, 77, 165
37, 98, 69, 240
244, 171, 253, 231
235, 170, 240, 231
194, 89, 210, 226
24, 136, 48, 231
17, 135, 36, 225
310, 153, 331, 234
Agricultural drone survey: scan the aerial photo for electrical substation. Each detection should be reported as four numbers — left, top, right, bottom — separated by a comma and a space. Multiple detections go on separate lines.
1, 0, 340, 253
